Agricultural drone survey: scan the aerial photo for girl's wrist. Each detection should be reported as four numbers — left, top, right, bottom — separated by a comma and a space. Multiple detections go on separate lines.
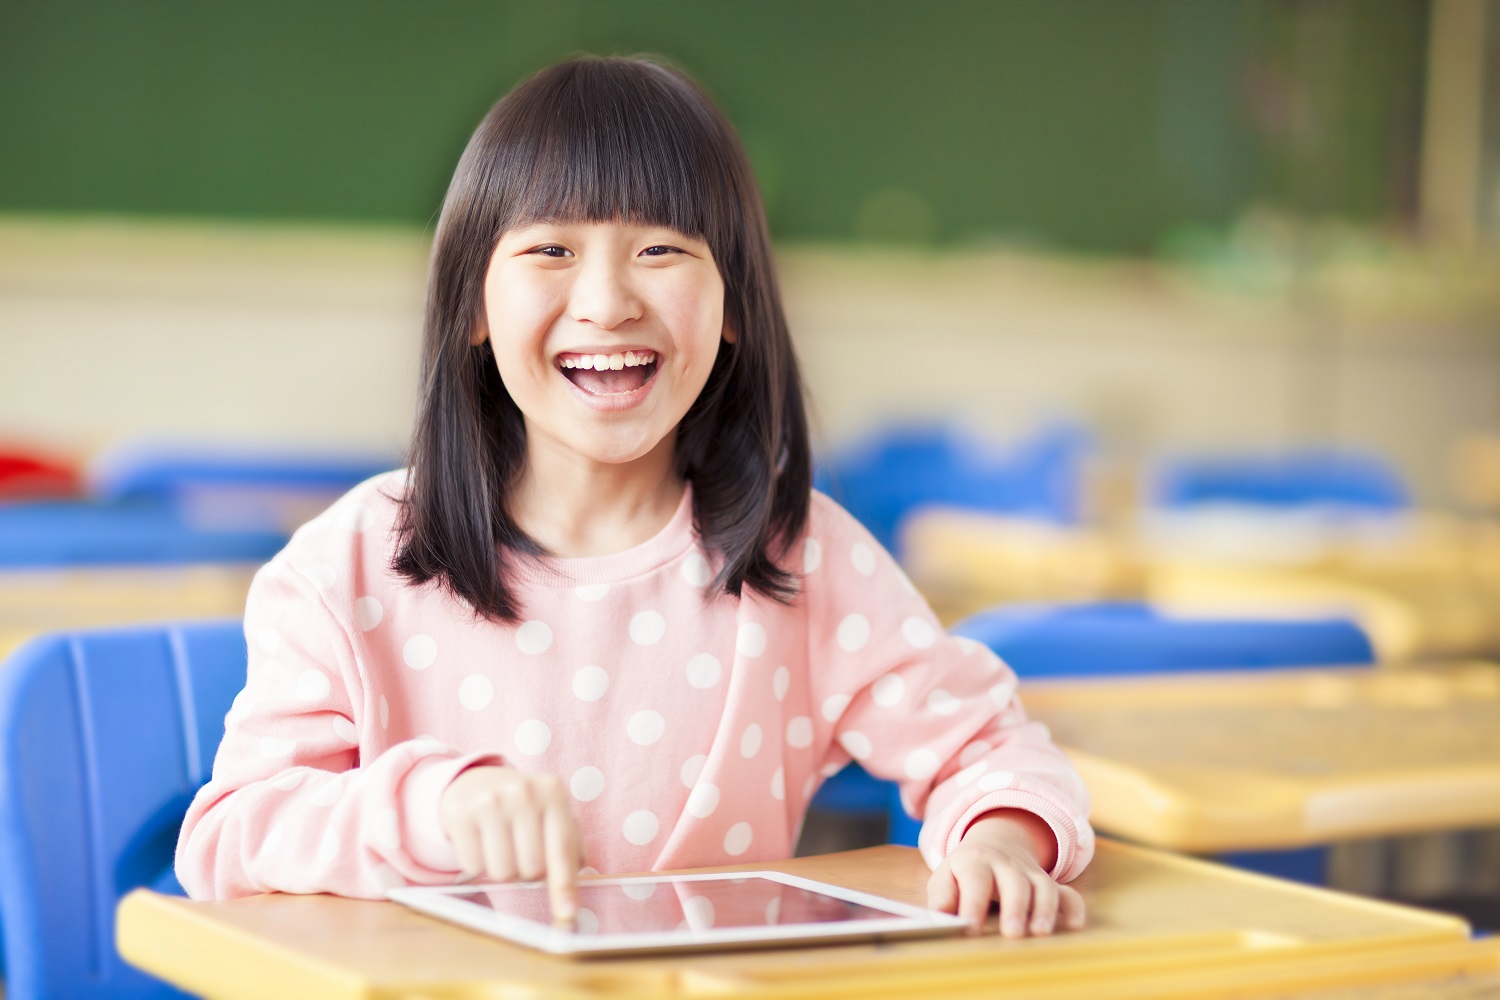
960, 808, 1059, 871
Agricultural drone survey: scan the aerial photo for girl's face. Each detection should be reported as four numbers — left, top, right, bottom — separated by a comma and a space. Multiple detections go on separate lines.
476, 220, 730, 474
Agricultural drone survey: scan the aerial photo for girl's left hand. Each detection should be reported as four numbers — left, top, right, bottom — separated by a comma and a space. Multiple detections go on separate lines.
926, 809, 1085, 937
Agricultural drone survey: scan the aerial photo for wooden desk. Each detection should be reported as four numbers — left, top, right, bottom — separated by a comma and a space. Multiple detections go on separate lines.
119, 841, 1498, 1000
1024, 663, 1500, 853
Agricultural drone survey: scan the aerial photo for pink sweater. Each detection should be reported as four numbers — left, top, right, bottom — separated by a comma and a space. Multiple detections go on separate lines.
177, 471, 1094, 899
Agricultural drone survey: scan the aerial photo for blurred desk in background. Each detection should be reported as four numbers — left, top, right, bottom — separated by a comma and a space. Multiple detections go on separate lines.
1024, 662, 1500, 853
119, 842, 1497, 1000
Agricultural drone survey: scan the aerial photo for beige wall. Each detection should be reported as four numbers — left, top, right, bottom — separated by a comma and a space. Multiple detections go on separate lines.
2, 217, 1496, 505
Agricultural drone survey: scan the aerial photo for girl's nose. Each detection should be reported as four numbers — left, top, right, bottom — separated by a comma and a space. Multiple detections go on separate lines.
567, 259, 643, 330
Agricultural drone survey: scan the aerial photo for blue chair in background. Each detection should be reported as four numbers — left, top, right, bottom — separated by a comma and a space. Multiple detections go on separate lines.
90, 441, 400, 533
1152, 449, 1410, 512
0, 620, 246, 999
814, 422, 1088, 557
0, 500, 287, 569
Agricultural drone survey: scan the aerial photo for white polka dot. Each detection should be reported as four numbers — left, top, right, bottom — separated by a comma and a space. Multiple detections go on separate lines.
271, 770, 306, 791
771, 767, 786, 800
685, 653, 721, 690
680, 755, 707, 788
302, 563, 337, 591
575, 907, 600, 935
904, 748, 941, 780
516, 620, 553, 655
836, 614, 870, 652
926, 689, 963, 716
839, 731, 873, 760
901, 617, 937, 648
371, 808, 401, 850
623, 810, 660, 846
821, 693, 851, 722
977, 770, 1015, 792
256, 626, 281, 656
355, 596, 384, 632
226, 691, 252, 724
622, 880, 656, 901
850, 542, 877, 577
785, 716, 814, 748
724, 822, 754, 856
333, 716, 358, 745
872, 673, 906, 707
803, 538, 822, 573
311, 774, 345, 807
627, 710, 665, 746
575, 583, 610, 601
736, 622, 767, 658
379, 695, 389, 729
317, 829, 340, 864
514, 720, 552, 756
959, 740, 992, 767
989, 681, 1016, 708
955, 636, 984, 656
572, 666, 610, 702
459, 674, 494, 711
685, 783, 720, 818
403, 635, 437, 670
294, 670, 331, 702
259, 736, 295, 758
629, 611, 667, 646
681, 553, 712, 587
740, 723, 763, 758
772, 666, 790, 701
956, 760, 988, 786
821, 760, 845, 776
570, 766, 605, 802
340, 503, 374, 532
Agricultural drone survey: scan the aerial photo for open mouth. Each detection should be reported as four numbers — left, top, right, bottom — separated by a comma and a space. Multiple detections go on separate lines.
557, 350, 659, 397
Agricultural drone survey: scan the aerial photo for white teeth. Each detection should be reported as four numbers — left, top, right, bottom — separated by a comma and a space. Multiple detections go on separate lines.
559, 351, 655, 370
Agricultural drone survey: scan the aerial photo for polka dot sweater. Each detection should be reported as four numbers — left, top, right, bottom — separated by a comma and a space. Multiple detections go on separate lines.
176, 471, 1094, 900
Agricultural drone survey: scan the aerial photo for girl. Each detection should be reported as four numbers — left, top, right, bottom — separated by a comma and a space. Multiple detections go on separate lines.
177, 55, 1093, 938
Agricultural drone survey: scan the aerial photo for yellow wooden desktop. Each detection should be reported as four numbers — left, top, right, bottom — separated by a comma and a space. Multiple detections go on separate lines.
118, 841, 1500, 1000
1022, 662, 1500, 853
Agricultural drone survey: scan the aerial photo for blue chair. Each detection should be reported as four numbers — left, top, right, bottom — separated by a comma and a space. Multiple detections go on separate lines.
0, 620, 246, 999
815, 422, 1088, 557
950, 602, 1375, 678
1152, 450, 1410, 512
90, 441, 399, 532
950, 601, 1376, 881
0, 500, 287, 568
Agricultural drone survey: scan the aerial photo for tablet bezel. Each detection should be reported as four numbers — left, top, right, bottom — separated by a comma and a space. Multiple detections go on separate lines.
387, 870, 970, 957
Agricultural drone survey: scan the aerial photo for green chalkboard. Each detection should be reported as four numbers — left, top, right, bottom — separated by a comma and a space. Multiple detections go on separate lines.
0, 0, 1427, 253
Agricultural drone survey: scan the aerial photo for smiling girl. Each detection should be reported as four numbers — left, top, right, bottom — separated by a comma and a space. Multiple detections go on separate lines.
176, 55, 1093, 939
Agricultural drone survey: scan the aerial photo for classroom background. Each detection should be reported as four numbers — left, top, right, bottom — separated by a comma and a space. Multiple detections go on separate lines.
4, 1, 1500, 997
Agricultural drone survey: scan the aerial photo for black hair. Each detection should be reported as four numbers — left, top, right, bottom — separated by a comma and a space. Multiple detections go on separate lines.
393, 55, 811, 623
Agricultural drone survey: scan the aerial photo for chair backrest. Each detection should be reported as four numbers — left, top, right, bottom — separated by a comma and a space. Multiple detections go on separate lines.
1151, 450, 1410, 511
0, 620, 246, 1000
0, 500, 287, 568
952, 601, 1375, 678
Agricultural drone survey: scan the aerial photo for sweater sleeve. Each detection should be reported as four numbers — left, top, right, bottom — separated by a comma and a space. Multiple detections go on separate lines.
803, 494, 1094, 882
175, 557, 501, 900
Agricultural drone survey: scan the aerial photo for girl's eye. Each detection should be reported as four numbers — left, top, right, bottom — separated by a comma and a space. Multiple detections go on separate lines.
532, 245, 572, 258
640, 245, 680, 257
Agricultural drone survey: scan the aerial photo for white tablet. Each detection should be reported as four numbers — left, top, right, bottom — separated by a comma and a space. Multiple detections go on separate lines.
388, 871, 970, 957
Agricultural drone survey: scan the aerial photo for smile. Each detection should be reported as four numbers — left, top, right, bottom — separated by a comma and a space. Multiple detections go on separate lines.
556, 350, 659, 397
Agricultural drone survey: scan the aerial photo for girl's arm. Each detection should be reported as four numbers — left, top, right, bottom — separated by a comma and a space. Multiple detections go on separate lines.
803, 493, 1094, 930
175, 560, 501, 900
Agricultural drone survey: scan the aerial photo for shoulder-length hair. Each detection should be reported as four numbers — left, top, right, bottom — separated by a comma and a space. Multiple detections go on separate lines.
393, 55, 811, 624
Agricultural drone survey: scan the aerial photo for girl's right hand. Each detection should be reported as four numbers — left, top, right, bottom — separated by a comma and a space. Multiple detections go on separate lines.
438, 765, 584, 920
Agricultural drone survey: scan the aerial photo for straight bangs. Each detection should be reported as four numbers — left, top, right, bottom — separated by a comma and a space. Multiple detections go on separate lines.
493, 60, 741, 269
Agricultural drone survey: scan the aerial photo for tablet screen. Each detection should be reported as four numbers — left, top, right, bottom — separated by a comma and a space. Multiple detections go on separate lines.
450, 876, 895, 936
389, 870, 969, 955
